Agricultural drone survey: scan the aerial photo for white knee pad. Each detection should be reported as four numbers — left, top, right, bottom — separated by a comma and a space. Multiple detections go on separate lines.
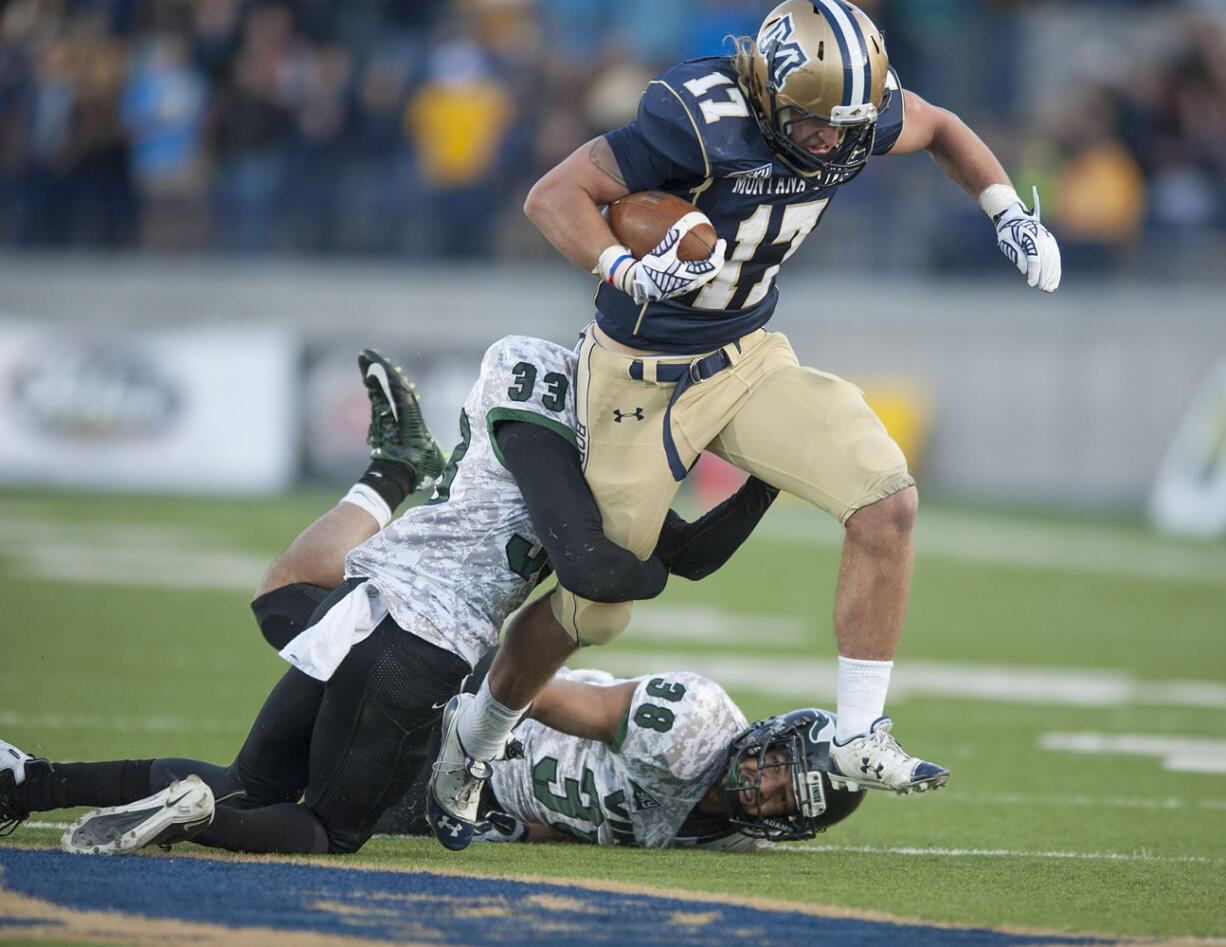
550, 587, 633, 647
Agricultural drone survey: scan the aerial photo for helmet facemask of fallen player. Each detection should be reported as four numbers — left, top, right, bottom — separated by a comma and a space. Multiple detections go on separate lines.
725, 707, 866, 841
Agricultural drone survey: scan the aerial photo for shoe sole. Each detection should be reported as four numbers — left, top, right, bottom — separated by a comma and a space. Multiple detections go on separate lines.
61, 778, 214, 855
828, 771, 950, 795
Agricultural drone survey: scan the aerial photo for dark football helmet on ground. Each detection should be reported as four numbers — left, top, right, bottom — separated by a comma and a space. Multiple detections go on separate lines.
725, 707, 865, 841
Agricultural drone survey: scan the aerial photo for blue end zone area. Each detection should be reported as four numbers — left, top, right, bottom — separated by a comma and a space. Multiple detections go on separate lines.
0, 848, 1111, 946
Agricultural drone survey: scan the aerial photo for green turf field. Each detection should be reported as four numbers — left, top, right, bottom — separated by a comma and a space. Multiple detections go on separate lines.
1, 488, 1223, 941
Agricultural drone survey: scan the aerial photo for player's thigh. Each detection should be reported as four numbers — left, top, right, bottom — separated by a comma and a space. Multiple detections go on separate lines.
229, 666, 325, 806
304, 619, 468, 848
577, 336, 683, 555
708, 364, 912, 523
370, 647, 495, 837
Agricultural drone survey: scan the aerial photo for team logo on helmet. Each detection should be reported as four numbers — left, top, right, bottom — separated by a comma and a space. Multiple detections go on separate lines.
807, 711, 832, 744
757, 14, 808, 90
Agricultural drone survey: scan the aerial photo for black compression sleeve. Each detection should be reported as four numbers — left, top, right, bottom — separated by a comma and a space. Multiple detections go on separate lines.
495, 420, 668, 602
653, 477, 780, 581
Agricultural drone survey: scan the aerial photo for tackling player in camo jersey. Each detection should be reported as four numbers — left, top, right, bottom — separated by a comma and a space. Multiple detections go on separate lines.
431, 1, 1064, 843
287, 336, 588, 678
0, 338, 781, 856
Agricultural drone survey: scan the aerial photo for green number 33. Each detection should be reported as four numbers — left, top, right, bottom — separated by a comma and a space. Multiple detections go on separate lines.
508, 361, 568, 412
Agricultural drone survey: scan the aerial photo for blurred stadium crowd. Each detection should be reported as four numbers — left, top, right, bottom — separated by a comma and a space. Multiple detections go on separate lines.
0, 0, 1224, 279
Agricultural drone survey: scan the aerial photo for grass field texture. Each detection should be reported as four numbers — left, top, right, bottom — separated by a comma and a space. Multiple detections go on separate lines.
1, 488, 1224, 942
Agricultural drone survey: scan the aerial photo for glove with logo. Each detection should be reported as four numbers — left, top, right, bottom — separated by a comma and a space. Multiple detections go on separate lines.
598, 213, 727, 305
473, 810, 529, 843
985, 184, 1061, 293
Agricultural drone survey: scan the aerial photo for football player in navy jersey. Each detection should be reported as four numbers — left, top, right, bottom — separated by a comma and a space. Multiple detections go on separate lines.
433, 0, 1062, 829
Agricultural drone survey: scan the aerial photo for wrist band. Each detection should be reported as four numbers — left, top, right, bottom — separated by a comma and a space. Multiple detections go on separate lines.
608, 254, 633, 288
978, 183, 1021, 220
595, 243, 636, 293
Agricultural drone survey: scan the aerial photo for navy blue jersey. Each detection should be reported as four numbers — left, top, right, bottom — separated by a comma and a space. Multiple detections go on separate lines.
598, 57, 903, 353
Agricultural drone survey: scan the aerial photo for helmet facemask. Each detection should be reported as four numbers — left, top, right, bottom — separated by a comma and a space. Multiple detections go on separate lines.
725, 723, 828, 841
746, 0, 891, 187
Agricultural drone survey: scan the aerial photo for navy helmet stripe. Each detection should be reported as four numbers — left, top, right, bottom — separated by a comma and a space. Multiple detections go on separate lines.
813, 0, 872, 107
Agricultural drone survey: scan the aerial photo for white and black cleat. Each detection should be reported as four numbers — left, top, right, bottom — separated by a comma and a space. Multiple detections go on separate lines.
62, 775, 214, 855
426, 694, 492, 852
827, 717, 949, 795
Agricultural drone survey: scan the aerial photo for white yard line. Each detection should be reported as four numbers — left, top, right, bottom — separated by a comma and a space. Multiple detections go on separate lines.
786, 844, 1222, 864
0, 514, 269, 590
576, 650, 1226, 710
17, 823, 1221, 865
942, 791, 1226, 812
4, 502, 1225, 589
1041, 732, 1226, 774
0, 710, 238, 732
756, 502, 1226, 584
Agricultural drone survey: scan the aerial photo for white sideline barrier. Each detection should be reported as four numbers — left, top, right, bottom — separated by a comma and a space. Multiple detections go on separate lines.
0, 320, 299, 493
2, 256, 1225, 509
1149, 356, 1226, 538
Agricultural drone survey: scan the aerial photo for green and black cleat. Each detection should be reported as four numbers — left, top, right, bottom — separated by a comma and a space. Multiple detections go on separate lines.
359, 349, 446, 492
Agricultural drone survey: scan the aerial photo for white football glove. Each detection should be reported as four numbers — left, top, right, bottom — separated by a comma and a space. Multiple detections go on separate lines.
992, 185, 1061, 293
598, 212, 727, 305
472, 810, 529, 843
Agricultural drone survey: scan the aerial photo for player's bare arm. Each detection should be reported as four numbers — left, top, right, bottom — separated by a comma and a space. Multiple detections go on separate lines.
523, 136, 631, 272
888, 88, 1061, 290
522, 822, 570, 843
886, 89, 1011, 199
528, 678, 637, 744
587, 135, 627, 190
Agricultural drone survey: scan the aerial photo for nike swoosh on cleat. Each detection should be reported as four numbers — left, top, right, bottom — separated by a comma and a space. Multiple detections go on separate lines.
366, 363, 399, 422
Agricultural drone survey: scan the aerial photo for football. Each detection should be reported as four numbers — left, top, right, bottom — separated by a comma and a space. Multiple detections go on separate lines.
608, 191, 718, 261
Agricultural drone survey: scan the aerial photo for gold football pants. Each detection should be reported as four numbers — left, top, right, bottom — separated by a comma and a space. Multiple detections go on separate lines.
552, 324, 914, 646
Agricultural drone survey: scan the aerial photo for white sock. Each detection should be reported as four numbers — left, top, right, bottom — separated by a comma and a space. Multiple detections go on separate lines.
457, 679, 522, 762
340, 483, 392, 529
835, 656, 893, 743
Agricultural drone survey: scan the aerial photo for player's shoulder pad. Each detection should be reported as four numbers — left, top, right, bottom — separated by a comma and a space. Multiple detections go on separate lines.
638, 57, 769, 179
480, 334, 577, 381
668, 670, 739, 720
554, 666, 620, 686
632, 671, 742, 780
633, 669, 720, 696
476, 335, 577, 451
634, 670, 740, 727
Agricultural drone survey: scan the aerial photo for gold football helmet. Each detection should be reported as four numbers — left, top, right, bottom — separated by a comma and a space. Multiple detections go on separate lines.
744, 0, 891, 185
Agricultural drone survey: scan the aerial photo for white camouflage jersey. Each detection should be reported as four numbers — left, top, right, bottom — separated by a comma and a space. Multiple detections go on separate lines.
490, 668, 770, 851
345, 335, 577, 668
